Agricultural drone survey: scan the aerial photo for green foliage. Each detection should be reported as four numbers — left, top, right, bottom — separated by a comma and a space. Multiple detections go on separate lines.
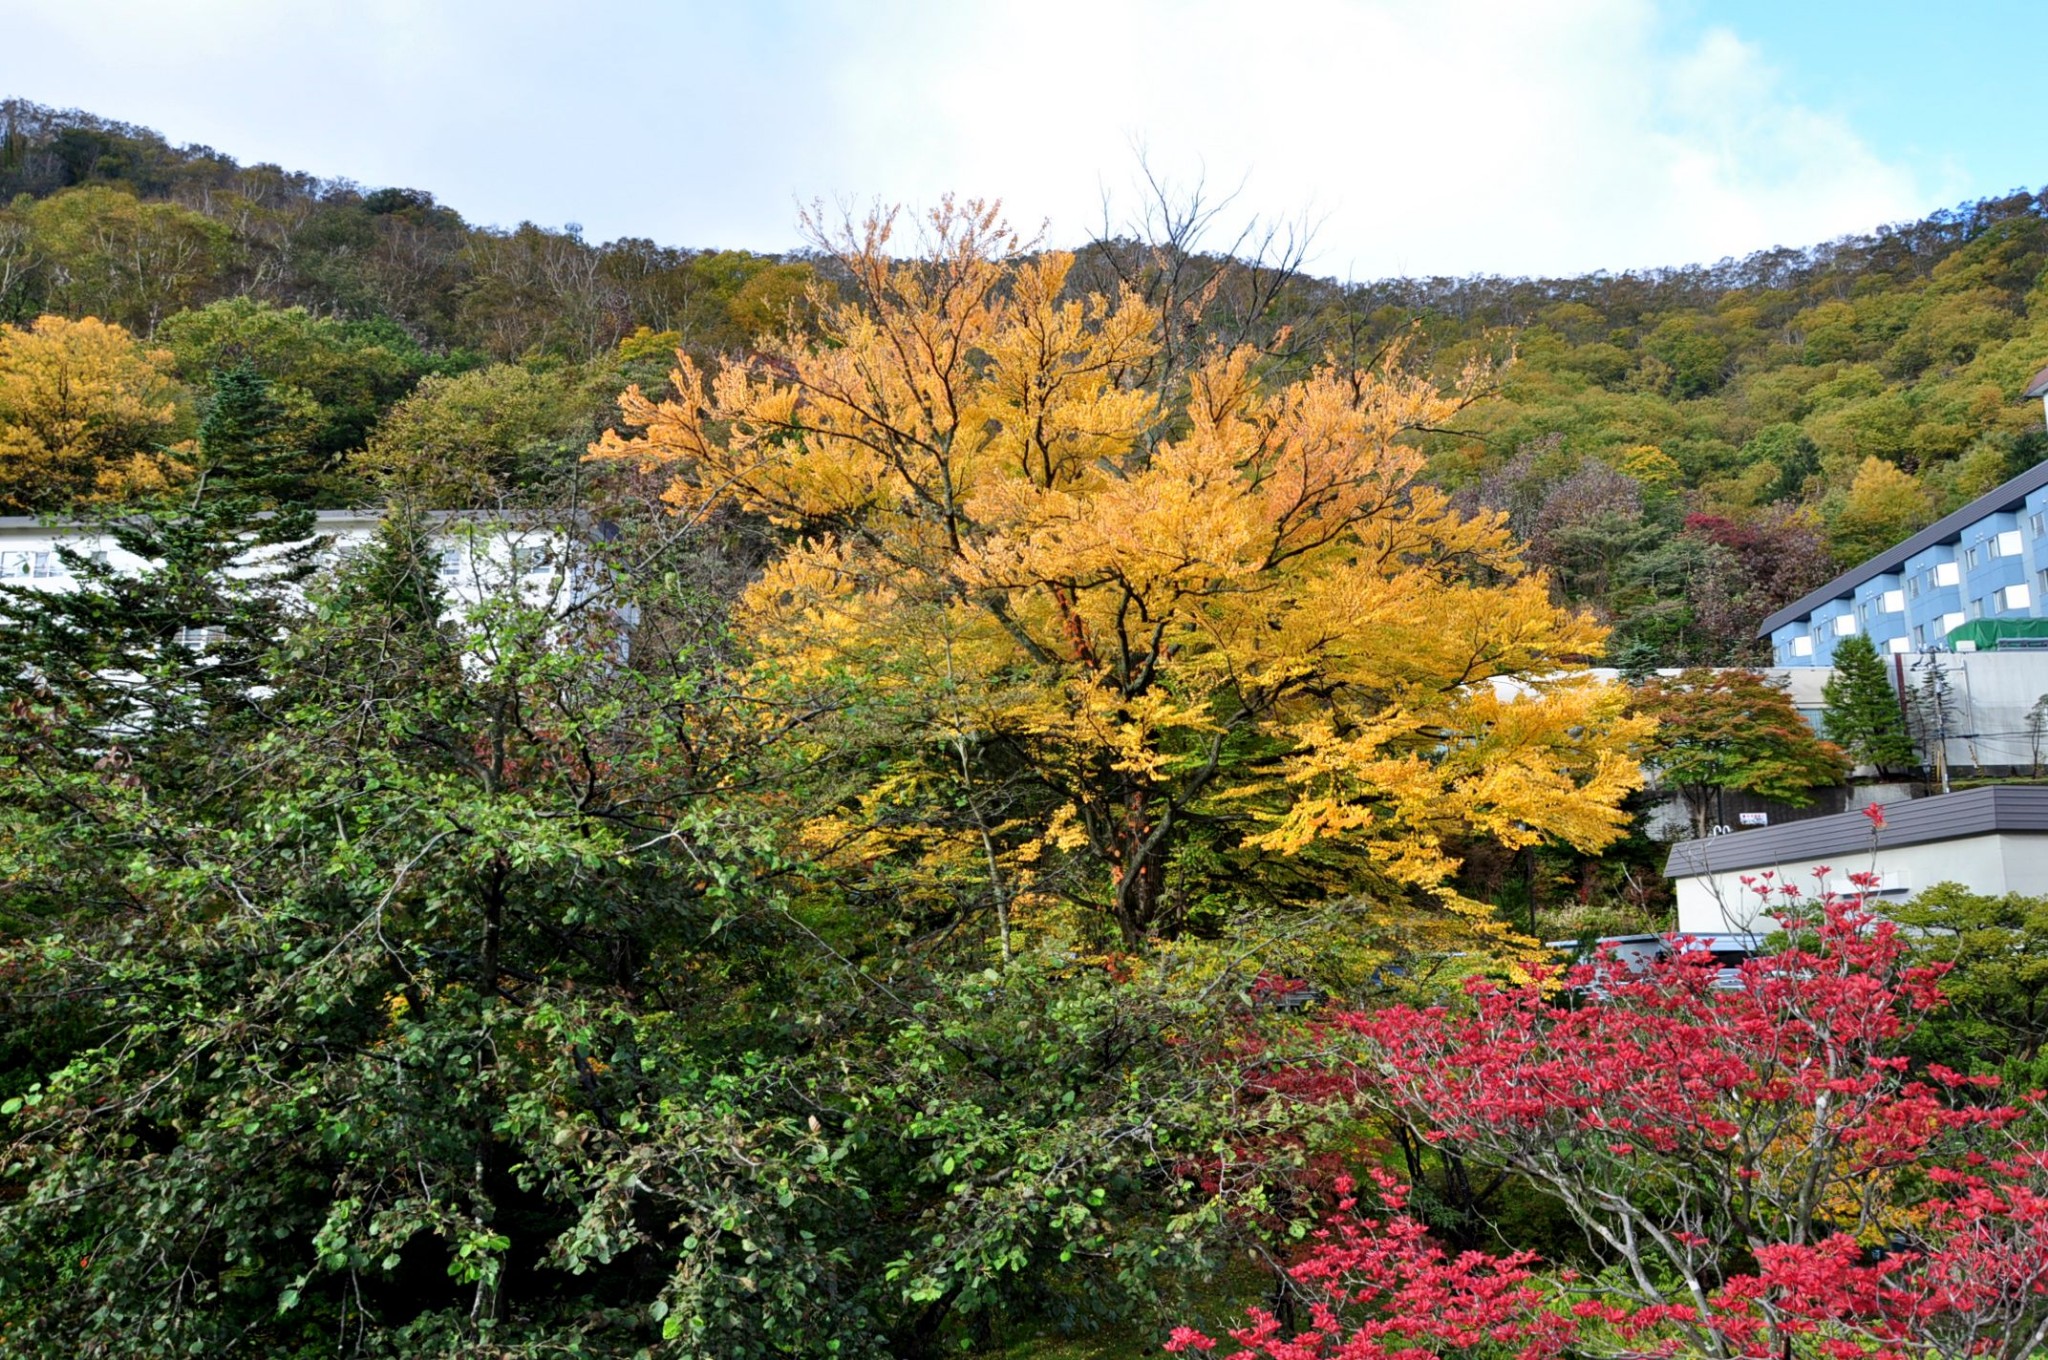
1820, 633, 1916, 774
0, 507, 1297, 1356
1894, 882, 2048, 1090
17, 184, 232, 330
354, 361, 620, 506
1633, 668, 1850, 837
156, 297, 438, 463
9, 101, 2048, 670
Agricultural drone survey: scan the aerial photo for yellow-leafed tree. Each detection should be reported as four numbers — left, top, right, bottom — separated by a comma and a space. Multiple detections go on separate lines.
594, 201, 1647, 951
0, 315, 192, 513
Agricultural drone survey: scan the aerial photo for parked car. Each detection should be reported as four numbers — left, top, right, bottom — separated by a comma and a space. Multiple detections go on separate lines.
1545, 931, 1765, 997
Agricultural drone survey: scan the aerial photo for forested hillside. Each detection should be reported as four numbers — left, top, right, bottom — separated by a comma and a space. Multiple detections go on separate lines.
8, 100, 2048, 661
7, 101, 2048, 1359
12, 94, 2048, 659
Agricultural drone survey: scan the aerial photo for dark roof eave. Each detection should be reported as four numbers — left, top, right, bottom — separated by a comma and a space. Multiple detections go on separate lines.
1664, 786, 2048, 877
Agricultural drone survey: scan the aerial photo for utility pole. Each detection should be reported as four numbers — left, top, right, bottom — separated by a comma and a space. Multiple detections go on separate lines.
1913, 653, 1954, 796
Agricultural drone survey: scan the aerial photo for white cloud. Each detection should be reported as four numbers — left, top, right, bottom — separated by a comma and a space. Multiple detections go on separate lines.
796, 0, 1937, 277
0, 0, 1943, 278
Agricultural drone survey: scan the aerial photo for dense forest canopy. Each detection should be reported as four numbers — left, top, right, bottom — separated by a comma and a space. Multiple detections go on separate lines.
6, 98, 2048, 660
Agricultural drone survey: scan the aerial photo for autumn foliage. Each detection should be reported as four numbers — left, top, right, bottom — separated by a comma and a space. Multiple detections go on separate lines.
1171, 887, 2048, 1360
0, 314, 191, 511
593, 200, 1646, 949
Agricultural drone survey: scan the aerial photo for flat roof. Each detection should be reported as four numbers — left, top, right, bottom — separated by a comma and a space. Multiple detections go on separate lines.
1756, 457, 2048, 638
1664, 785, 2048, 878
0, 508, 386, 529
0, 508, 523, 530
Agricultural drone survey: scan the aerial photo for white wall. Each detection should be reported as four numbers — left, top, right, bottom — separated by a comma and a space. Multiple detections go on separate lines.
0, 514, 577, 612
1673, 832, 2035, 935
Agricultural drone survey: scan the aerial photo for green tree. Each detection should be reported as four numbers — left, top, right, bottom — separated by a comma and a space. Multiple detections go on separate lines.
156, 297, 438, 467
1894, 882, 2048, 1089
0, 506, 1287, 1357
24, 184, 232, 332
1634, 668, 1850, 837
1821, 632, 1915, 774
354, 362, 608, 506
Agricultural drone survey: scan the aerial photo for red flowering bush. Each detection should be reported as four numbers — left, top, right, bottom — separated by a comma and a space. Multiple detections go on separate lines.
1169, 886, 2048, 1360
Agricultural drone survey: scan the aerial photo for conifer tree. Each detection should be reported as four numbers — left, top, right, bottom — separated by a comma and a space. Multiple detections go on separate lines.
0, 363, 320, 765
1821, 633, 1914, 774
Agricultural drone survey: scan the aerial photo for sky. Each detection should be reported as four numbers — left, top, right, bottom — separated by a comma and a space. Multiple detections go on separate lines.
0, 0, 2040, 281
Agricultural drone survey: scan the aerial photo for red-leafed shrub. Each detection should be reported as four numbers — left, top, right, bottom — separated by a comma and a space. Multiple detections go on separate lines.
1171, 887, 2048, 1360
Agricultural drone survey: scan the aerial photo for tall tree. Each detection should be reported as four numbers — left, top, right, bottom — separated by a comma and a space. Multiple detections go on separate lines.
1827, 456, 1936, 567
593, 200, 1648, 952
1821, 632, 1915, 774
1634, 668, 1849, 837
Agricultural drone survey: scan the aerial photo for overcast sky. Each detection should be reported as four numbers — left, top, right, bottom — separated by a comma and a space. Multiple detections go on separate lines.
2, 0, 2040, 279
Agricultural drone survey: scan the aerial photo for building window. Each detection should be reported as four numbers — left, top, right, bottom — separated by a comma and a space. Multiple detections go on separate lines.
1833, 614, 1857, 636
1971, 599, 1986, 619
1882, 589, 1904, 612
1909, 575, 1922, 599
1792, 635, 1813, 656
1967, 546, 1981, 569
2035, 511, 2046, 538
1942, 610, 1967, 635
173, 625, 227, 650
1999, 529, 2025, 557
1888, 637, 1910, 654
2007, 583, 2033, 611
1935, 562, 1961, 587
1913, 625, 1926, 647
508, 545, 551, 577
0, 550, 59, 578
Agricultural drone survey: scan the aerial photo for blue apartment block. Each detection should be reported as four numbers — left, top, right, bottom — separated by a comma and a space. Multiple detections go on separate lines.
1763, 459, 2048, 666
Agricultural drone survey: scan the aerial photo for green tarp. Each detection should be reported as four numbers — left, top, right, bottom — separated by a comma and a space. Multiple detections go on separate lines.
1944, 617, 2048, 650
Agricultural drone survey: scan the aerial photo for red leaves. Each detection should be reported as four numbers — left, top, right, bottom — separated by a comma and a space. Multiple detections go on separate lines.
1169, 1170, 1574, 1360
1169, 896, 2048, 1360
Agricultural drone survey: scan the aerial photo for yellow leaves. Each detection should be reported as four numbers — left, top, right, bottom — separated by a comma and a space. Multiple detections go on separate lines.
593, 199, 1647, 953
0, 314, 193, 514
1246, 677, 1647, 898
1604, 442, 1682, 491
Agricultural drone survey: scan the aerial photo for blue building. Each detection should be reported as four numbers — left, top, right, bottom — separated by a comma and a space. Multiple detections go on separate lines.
1762, 457, 2048, 666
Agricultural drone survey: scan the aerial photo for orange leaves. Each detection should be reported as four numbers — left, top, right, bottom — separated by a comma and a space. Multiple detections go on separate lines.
0, 314, 193, 513
592, 200, 1644, 947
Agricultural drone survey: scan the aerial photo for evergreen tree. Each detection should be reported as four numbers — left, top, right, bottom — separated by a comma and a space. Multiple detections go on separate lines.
0, 364, 322, 768
1821, 633, 1915, 774
191, 358, 322, 504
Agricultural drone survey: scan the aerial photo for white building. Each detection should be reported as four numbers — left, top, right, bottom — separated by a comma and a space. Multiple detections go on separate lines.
1665, 786, 2048, 936
0, 509, 580, 622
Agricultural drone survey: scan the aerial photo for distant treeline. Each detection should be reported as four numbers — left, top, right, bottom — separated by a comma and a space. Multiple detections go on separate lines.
0, 98, 813, 359
6, 96, 2048, 662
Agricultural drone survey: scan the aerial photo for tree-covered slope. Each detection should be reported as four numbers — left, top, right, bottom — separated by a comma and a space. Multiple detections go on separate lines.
5, 96, 2048, 659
